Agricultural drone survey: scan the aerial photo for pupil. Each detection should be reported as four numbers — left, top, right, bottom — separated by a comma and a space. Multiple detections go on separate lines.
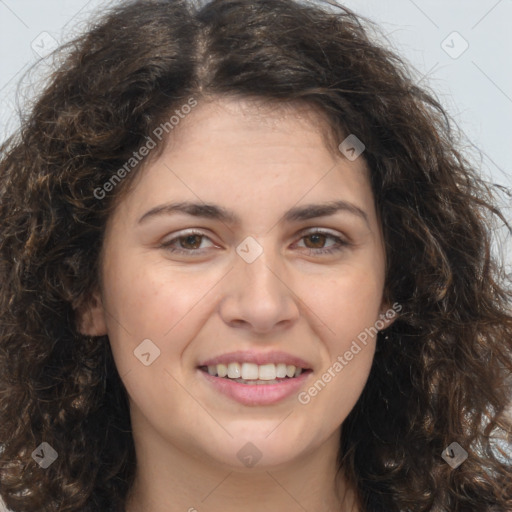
182, 235, 201, 249
306, 234, 325, 248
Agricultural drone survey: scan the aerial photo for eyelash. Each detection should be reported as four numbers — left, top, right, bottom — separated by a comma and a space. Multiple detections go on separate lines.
159, 229, 350, 256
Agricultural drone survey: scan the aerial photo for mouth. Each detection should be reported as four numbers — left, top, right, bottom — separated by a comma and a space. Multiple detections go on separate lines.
196, 352, 314, 405
198, 362, 312, 385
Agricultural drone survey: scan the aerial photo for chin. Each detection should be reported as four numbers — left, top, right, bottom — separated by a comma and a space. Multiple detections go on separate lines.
198, 427, 315, 471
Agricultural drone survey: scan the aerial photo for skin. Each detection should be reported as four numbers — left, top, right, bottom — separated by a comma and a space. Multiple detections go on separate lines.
79, 96, 394, 512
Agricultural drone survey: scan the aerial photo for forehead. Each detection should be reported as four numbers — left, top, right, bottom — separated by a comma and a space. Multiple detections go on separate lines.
167, 96, 348, 158
111, 96, 375, 227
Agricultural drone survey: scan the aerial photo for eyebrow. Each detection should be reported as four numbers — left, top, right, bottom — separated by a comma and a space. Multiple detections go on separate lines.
137, 199, 370, 228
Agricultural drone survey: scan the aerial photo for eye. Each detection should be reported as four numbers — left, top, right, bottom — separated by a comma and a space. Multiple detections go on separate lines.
295, 229, 350, 255
159, 229, 350, 257
159, 230, 215, 255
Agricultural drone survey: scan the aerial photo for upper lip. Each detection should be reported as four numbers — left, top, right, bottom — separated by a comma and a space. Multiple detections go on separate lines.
198, 350, 312, 369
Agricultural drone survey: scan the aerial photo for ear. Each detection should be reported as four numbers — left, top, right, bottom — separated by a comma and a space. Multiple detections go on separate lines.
377, 300, 401, 331
75, 291, 108, 336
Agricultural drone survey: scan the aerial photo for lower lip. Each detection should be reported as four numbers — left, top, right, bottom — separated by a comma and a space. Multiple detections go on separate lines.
198, 369, 312, 406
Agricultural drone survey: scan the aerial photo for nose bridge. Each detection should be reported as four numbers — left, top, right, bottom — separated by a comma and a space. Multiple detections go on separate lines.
218, 236, 299, 332
237, 237, 287, 305
240, 242, 281, 294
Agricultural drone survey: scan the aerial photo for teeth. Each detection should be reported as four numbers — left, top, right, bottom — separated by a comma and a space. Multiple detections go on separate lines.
217, 363, 228, 378
258, 363, 276, 380
241, 363, 259, 380
232, 378, 279, 385
204, 362, 307, 380
276, 363, 287, 378
227, 362, 241, 378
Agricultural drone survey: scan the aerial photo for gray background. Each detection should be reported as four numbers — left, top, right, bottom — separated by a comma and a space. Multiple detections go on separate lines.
1, 0, 511, 187
0, 1, 511, 510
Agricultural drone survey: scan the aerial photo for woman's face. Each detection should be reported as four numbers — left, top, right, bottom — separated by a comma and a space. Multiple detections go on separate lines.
82, 97, 392, 471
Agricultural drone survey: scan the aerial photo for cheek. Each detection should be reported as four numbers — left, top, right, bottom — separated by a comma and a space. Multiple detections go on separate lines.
293, 265, 383, 406
102, 257, 226, 368
301, 265, 385, 348
295, 272, 380, 430
102, 262, 219, 420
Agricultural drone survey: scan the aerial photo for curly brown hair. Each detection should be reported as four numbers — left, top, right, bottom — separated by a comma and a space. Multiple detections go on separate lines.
0, 0, 511, 511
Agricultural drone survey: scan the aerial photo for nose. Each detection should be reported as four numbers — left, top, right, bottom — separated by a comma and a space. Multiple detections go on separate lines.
218, 244, 300, 335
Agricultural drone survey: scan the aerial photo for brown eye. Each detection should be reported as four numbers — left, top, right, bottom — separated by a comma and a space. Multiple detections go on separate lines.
296, 230, 350, 255
160, 231, 215, 255
178, 234, 203, 249
303, 233, 328, 249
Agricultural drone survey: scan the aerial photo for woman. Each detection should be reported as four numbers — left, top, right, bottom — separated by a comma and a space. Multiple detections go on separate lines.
0, 0, 511, 511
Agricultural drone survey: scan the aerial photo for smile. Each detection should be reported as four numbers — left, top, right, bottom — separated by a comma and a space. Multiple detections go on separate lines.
196, 350, 313, 405
199, 362, 307, 383
197, 364, 312, 406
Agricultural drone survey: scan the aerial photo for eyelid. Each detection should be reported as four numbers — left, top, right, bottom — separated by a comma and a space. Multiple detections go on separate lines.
159, 228, 217, 247
296, 226, 347, 239
160, 227, 345, 244
292, 228, 351, 252
159, 227, 351, 256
